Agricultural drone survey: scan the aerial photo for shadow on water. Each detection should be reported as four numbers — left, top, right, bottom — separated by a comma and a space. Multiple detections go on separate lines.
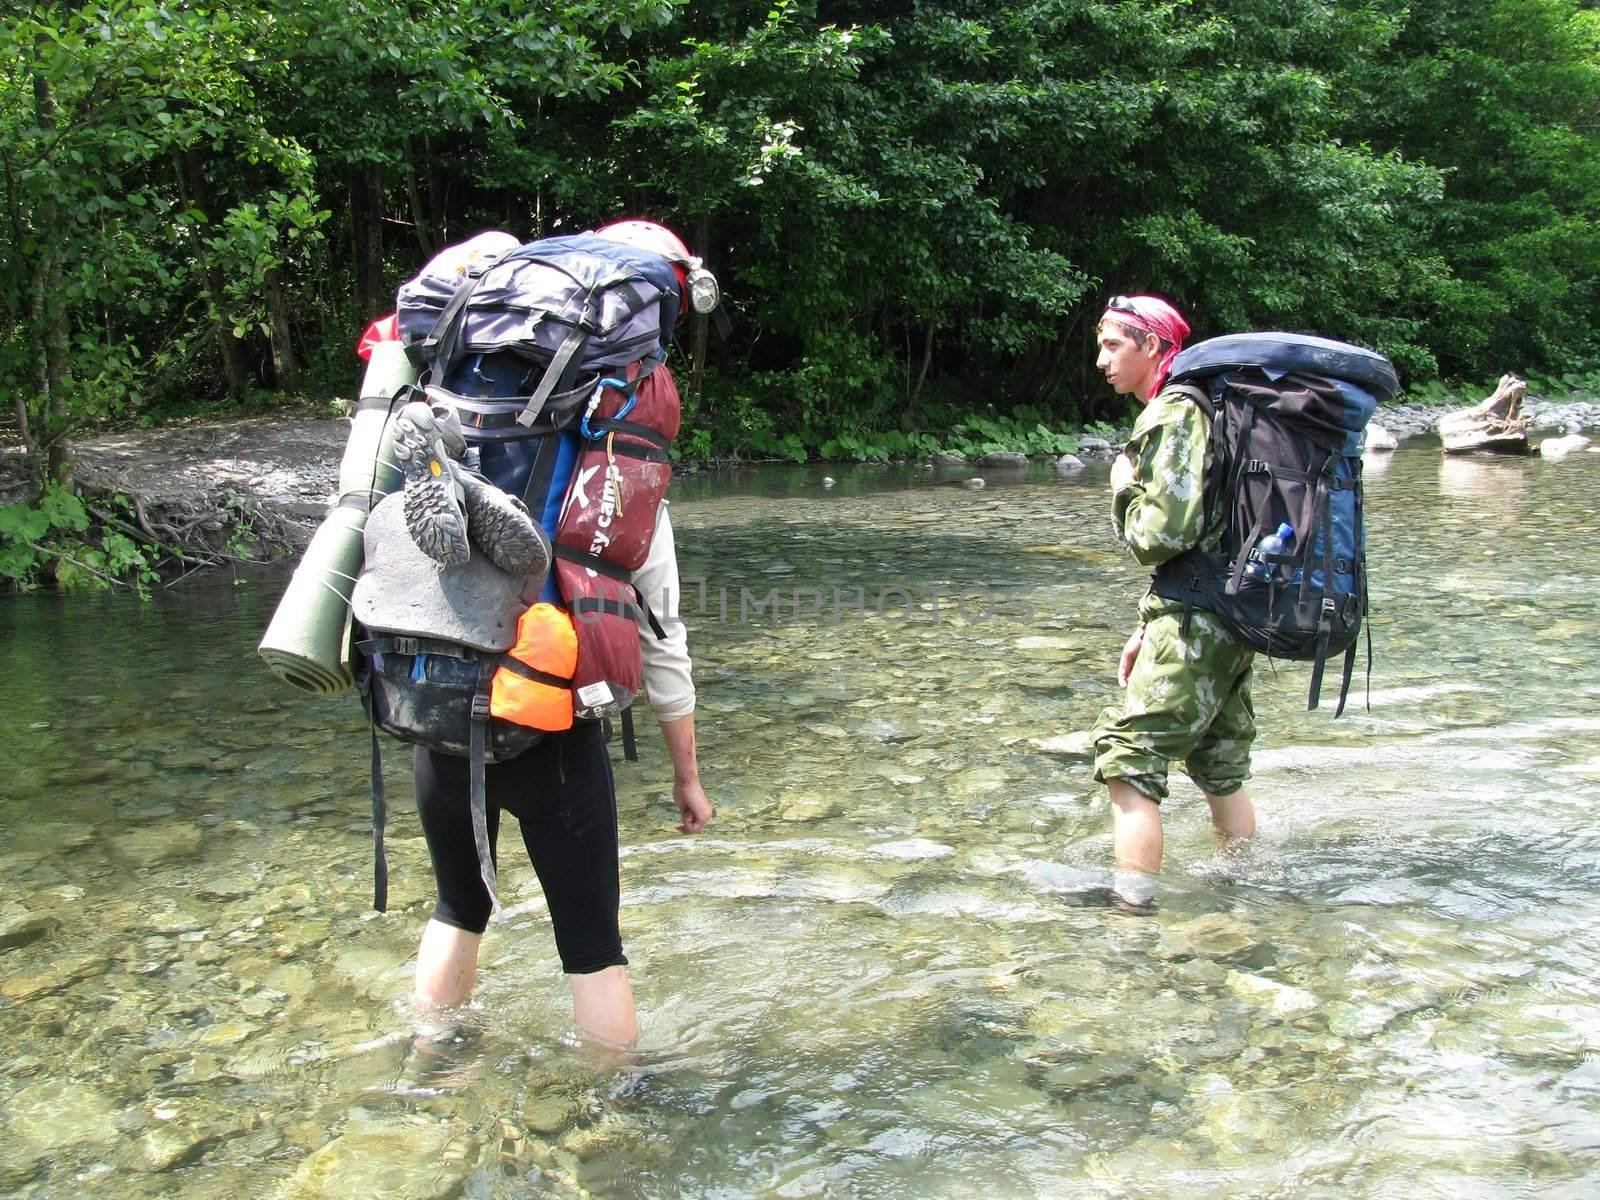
2, 447, 1600, 1197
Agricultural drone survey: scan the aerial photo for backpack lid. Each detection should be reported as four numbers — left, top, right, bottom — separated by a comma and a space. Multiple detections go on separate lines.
352, 494, 528, 653
1169, 332, 1399, 403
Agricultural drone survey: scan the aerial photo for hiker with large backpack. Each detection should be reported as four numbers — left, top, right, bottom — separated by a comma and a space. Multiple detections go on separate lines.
356, 219, 718, 1053
1088, 295, 1257, 914
1086, 296, 1398, 913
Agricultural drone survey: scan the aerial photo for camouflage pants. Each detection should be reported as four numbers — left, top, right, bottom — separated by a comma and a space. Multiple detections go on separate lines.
1092, 608, 1256, 803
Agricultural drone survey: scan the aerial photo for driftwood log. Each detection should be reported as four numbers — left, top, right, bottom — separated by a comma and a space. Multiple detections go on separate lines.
1438, 373, 1531, 455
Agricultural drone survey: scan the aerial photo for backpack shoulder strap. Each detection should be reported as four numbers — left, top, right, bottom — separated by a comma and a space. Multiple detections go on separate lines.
1160, 380, 1230, 541
1162, 382, 1213, 422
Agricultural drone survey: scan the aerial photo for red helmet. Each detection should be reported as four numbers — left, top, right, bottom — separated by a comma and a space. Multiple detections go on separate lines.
596, 219, 692, 289
594, 219, 720, 317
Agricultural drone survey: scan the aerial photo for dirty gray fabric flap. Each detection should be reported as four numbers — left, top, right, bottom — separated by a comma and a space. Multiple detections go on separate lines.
352, 493, 525, 652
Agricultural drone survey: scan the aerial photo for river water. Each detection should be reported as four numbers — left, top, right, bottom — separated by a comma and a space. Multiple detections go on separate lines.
2, 442, 1598, 1198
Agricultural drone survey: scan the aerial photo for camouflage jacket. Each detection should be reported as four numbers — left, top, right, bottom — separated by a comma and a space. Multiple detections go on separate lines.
1109, 386, 1219, 622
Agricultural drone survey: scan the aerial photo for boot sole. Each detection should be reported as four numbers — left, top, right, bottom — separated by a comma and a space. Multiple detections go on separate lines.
394, 404, 470, 567
460, 473, 552, 579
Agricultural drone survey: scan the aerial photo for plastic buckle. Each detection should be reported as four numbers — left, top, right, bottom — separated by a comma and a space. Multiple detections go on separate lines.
396, 637, 419, 655
471, 695, 491, 720
1321, 598, 1337, 616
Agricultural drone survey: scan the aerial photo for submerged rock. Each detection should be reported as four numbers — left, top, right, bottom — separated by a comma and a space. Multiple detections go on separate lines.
1364, 422, 1398, 451
1226, 970, 1320, 1018
1539, 433, 1591, 459
107, 824, 204, 865
1155, 913, 1262, 961
279, 1114, 471, 1200
976, 451, 1029, 468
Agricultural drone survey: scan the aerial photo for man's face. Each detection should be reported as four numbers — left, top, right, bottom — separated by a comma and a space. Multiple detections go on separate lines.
1096, 321, 1159, 400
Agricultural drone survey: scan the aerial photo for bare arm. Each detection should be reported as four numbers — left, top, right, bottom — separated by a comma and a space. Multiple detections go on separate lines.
658, 713, 712, 833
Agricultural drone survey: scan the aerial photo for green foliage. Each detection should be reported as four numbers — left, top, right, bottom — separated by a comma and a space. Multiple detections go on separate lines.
1342, 0, 1600, 376
1397, 377, 1461, 408
5, 0, 1600, 499
1525, 366, 1600, 403
941, 409, 1079, 460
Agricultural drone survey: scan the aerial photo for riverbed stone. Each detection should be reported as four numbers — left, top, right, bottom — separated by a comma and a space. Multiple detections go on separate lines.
523, 1095, 579, 1135
9, 1078, 119, 1150
1192, 1077, 1289, 1155
0, 904, 60, 951
331, 945, 409, 999
1539, 432, 1590, 458
1013, 634, 1081, 661
976, 451, 1029, 468
1325, 999, 1399, 1039
1055, 454, 1086, 472
1, 950, 106, 1001
1364, 422, 1398, 451
277, 1114, 471, 1200
1154, 913, 1262, 961
107, 823, 203, 865
1030, 730, 1095, 757
1225, 970, 1320, 1018
1041, 1052, 1141, 1094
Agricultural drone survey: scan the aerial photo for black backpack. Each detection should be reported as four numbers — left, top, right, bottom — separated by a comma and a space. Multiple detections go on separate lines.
396, 231, 682, 430
1149, 333, 1399, 713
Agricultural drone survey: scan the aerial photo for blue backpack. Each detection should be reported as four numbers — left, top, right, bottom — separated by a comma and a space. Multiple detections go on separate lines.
1150, 333, 1399, 712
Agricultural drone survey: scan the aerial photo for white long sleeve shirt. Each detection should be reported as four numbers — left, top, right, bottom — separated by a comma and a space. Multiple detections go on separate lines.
631, 502, 696, 721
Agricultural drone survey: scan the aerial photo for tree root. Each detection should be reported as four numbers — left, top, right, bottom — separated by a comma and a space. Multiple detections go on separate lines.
74, 479, 306, 580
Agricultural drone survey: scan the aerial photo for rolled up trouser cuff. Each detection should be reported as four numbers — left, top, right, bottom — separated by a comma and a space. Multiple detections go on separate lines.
1190, 773, 1249, 798
1090, 609, 1255, 804
1094, 763, 1169, 804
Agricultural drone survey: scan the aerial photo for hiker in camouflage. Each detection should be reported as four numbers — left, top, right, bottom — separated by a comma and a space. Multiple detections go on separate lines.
1089, 296, 1256, 912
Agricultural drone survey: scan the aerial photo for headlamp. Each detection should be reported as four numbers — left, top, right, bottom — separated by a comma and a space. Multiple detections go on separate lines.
684, 258, 720, 314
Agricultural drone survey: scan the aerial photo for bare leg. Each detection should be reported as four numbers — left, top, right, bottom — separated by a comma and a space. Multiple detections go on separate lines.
1109, 778, 1163, 874
1205, 787, 1256, 853
1108, 778, 1162, 906
569, 964, 638, 1055
415, 918, 481, 1008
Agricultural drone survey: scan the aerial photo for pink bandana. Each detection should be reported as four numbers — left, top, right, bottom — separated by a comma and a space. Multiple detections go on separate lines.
1100, 296, 1190, 394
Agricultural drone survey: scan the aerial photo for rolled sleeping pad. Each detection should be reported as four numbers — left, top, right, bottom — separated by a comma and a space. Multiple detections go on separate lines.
257, 341, 419, 694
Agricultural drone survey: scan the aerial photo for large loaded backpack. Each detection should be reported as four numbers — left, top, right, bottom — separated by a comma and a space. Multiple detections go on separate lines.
1149, 332, 1399, 714
352, 223, 712, 910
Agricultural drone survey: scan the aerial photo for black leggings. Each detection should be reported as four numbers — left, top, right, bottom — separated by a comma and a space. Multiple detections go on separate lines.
412, 721, 626, 974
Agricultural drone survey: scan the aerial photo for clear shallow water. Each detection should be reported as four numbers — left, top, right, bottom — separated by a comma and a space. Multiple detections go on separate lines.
2, 444, 1599, 1198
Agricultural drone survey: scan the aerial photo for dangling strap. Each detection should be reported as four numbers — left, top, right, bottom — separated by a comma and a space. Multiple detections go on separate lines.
620, 707, 639, 762
1333, 640, 1358, 717
468, 661, 499, 908
1306, 592, 1337, 709
1301, 452, 1337, 611
1224, 405, 1264, 596
517, 322, 592, 428
1306, 639, 1328, 710
420, 271, 483, 374
369, 724, 388, 913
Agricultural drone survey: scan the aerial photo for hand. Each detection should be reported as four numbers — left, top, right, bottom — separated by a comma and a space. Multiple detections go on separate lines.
674, 778, 714, 834
1117, 626, 1144, 688
1110, 452, 1136, 493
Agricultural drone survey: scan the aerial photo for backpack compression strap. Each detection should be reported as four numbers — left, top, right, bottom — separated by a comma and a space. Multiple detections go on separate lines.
468, 660, 499, 909
369, 725, 388, 913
